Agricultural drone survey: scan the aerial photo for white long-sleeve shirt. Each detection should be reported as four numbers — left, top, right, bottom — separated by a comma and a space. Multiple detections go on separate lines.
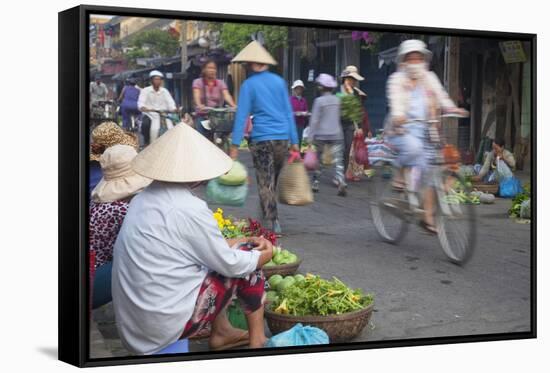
137, 85, 177, 112
112, 181, 260, 355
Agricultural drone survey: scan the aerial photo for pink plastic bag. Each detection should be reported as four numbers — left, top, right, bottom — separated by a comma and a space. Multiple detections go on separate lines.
303, 149, 319, 171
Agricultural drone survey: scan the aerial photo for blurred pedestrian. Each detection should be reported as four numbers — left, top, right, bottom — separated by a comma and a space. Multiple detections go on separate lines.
338, 65, 372, 181
308, 73, 347, 196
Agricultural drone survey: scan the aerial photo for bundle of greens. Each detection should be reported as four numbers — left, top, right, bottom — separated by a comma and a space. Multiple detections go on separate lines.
271, 274, 374, 316
444, 180, 480, 205
339, 94, 363, 125
509, 183, 531, 218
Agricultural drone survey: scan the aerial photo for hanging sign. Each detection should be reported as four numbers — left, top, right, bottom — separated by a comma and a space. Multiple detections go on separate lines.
499, 41, 527, 64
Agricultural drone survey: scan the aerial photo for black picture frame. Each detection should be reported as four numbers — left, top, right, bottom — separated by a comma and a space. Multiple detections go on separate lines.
59, 4, 537, 368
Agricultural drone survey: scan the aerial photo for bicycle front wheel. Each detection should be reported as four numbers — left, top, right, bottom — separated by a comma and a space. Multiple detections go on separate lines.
434, 169, 477, 264
368, 162, 409, 244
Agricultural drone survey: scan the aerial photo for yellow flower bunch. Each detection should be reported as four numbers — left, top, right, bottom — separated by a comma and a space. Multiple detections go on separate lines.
213, 208, 237, 231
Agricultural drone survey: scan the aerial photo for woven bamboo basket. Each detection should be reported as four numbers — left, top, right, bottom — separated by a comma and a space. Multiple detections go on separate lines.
472, 182, 499, 195
264, 303, 374, 342
263, 259, 302, 278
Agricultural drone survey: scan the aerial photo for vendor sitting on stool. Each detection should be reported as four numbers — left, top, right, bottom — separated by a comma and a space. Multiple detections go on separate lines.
112, 123, 274, 355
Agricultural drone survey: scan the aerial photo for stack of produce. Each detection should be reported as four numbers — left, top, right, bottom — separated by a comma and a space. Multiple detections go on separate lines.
206, 161, 248, 206
443, 179, 497, 205
212, 210, 278, 245
269, 274, 374, 316
443, 190, 480, 205
266, 274, 306, 305
264, 246, 299, 267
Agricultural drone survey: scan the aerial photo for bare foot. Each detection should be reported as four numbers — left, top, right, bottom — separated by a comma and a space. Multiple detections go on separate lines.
209, 326, 249, 350
249, 335, 268, 349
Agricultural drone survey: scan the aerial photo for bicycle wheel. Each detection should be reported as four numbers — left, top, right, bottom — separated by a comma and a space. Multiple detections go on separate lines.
433, 169, 477, 264
368, 162, 409, 244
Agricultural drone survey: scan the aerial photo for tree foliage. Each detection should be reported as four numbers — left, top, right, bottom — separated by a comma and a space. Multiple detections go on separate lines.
126, 29, 179, 66
214, 23, 288, 56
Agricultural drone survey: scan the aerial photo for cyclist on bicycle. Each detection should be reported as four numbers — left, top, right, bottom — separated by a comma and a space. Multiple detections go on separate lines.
192, 59, 237, 140
138, 70, 178, 145
118, 77, 141, 131
386, 39, 467, 234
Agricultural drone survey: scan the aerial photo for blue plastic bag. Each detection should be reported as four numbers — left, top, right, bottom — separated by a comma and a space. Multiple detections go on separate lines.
499, 177, 522, 198
266, 323, 329, 347
206, 178, 248, 206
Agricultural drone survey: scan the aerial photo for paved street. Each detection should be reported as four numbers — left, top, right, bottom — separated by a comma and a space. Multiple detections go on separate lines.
91, 148, 531, 357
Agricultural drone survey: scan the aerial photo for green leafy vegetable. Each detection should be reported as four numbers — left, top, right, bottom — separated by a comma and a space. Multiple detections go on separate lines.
271, 274, 374, 316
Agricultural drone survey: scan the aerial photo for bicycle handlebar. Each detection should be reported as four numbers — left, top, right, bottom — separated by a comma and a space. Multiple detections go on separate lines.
191, 106, 236, 116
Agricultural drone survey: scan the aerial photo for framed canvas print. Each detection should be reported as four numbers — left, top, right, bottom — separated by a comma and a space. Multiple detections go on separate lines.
58, 4, 536, 368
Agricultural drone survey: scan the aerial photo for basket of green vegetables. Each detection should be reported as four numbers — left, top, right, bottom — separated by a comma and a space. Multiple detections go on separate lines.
264, 274, 374, 342
262, 246, 302, 278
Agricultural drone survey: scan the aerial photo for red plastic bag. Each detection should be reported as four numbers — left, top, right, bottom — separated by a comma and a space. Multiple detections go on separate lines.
353, 133, 369, 166
303, 148, 319, 171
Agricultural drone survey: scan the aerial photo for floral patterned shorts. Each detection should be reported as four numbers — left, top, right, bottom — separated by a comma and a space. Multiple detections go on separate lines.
179, 269, 266, 339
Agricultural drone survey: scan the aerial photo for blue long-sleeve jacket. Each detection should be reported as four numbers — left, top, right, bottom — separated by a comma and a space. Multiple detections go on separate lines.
231, 70, 298, 146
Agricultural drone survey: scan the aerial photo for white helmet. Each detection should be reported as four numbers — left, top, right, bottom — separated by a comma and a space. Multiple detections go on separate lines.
397, 39, 433, 63
149, 70, 164, 79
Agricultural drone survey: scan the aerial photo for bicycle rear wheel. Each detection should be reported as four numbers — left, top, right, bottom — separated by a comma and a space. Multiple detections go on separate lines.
368, 162, 409, 244
434, 169, 477, 264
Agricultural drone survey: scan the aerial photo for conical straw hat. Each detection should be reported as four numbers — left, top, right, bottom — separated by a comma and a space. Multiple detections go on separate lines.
231, 41, 278, 65
132, 123, 233, 183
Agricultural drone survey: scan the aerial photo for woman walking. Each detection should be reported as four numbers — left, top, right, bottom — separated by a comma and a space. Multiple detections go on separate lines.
307, 73, 347, 196
229, 41, 299, 235
338, 65, 372, 181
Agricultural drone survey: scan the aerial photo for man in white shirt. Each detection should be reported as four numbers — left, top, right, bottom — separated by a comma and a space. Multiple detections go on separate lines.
90, 75, 108, 103
138, 70, 178, 145
112, 123, 274, 355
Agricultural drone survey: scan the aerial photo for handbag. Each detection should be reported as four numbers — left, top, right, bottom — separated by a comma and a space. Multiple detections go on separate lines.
278, 151, 314, 205
353, 132, 369, 165
303, 147, 319, 171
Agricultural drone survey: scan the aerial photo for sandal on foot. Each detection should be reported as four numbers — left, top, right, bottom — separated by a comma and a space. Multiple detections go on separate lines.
419, 220, 437, 235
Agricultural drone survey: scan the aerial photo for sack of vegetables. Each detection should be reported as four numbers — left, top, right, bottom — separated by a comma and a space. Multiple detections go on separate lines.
206, 178, 248, 206
265, 274, 375, 342
218, 161, 248, 186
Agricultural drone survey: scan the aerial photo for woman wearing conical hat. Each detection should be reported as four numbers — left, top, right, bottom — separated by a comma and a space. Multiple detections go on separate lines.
229, 41, 299, 235
111, 123, 274, 355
